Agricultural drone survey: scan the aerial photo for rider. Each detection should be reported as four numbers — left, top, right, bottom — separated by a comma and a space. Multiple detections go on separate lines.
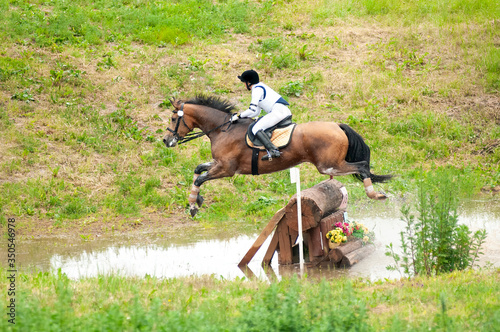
232, 70, 292, 160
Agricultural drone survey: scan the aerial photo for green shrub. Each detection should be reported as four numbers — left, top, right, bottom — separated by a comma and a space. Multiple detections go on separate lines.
386, 167, 487, 277
280, 81, 304, 97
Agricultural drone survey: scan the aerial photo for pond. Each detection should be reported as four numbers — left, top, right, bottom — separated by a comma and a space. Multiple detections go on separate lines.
3, 196, 499, 281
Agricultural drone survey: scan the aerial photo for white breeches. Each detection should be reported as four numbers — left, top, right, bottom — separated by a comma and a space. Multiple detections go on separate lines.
251, 103, 292, 135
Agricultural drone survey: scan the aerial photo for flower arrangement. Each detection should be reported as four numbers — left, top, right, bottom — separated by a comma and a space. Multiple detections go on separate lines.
326, 220, 372, 248
326, 227, 347, 245
334, 221, 352, 237
351, 221, 370, 243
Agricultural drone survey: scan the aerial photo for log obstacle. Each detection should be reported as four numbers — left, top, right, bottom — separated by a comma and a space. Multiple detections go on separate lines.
239, 179, 374, 269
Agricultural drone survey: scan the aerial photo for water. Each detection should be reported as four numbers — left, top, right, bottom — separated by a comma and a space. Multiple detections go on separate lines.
3, 197, 499, 281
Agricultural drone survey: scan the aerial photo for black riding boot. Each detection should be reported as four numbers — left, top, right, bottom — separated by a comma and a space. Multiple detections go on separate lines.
255, 130, 281, 161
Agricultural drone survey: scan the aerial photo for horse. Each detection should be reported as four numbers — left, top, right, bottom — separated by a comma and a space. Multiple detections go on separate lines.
163, 95, 392, 217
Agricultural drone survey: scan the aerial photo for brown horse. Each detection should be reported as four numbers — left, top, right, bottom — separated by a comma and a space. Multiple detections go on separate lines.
163, 95, 392, 216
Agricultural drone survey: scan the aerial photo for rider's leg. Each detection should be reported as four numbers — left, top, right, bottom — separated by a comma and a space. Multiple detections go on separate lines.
252, 104, 291, 160
255, 130, 281, 160
251, 104, 291, 134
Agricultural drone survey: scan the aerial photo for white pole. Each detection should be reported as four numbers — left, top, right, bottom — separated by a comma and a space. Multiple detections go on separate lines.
290, 168, 304, 271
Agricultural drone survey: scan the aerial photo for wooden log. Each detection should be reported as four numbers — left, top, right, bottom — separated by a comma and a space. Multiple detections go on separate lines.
286, 179, 346, 232
319, 219, 331, 255
277, 220, 293, 265
238, 208, 285, 267
340, 244, 375, 268
238, 265, 257, 279
262, 230, 279, 266
329, 239, 363, 263
307, 226, 324, 261
285, 197, 322, 232
321, 210, 345, 229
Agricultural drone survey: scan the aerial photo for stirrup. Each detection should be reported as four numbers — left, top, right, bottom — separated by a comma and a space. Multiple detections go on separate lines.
262, 149, 280, 161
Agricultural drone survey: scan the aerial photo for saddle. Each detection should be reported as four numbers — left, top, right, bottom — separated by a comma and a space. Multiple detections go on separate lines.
245, 116, 296, 150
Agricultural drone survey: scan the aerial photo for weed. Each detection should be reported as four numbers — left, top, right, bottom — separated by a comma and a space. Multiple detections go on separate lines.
49, 166, 61, 178
298, 44, 313, 60
59, 196, 97, 219
187, 56, 208, 72
11, 89, 35, 103
243, 196, 277, 216
280, 81, 304, 97
108, 109, 146, 141
50, 63, 85, 86
97, 54, 115, 70
254, 38, 282, 53
80, 234, 92, 241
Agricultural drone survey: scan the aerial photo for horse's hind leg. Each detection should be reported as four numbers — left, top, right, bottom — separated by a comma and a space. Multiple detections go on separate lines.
348, 161, 388, 200
317, 161, 387, 200
317, 160, 368, 178
348, 161, 387, 200
362, 177, 387, 200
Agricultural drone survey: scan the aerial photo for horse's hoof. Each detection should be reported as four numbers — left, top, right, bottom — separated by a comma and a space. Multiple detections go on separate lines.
190, 205, 199, 217
376, 192, 388, 200
196, 195, 204, 207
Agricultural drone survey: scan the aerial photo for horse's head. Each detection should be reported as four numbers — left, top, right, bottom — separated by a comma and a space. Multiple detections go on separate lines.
163, 98, 194, 148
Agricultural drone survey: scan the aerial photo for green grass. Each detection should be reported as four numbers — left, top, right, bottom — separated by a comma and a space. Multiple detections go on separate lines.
0, 0, 264, 47
1, 267, 498, 331
0, 0, 499, 228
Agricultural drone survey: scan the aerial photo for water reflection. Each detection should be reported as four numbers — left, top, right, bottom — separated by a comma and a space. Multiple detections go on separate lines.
3, 197, 499, 281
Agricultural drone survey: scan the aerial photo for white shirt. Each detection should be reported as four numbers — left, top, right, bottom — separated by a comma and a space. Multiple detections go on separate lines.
240, 82, 286, 118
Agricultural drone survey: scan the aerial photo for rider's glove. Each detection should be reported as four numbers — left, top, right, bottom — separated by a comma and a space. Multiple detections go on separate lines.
231, 114, 240, 123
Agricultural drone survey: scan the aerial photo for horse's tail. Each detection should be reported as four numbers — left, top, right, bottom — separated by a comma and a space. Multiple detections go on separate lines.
338, 123, 393, 183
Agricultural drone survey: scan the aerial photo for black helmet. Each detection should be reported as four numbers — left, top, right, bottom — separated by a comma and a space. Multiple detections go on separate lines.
238, 70, 259, 84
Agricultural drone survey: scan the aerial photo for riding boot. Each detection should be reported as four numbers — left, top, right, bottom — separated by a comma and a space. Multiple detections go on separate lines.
255, 130, 281, 161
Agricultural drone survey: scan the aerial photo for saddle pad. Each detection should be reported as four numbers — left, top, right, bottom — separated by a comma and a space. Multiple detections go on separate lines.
246, 124, 296, 150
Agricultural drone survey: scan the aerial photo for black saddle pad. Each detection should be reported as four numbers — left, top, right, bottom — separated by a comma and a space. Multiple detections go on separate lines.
246, 116, 293, 147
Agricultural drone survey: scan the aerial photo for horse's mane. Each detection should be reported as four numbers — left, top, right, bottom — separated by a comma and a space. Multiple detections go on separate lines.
185, 95, 236, 114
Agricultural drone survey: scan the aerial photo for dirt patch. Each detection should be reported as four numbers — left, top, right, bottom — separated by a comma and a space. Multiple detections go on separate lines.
15, 211, 199, 241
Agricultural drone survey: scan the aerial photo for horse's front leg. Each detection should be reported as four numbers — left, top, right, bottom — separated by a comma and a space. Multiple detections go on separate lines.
188, 162, 212, 216
188, 160, 235, 217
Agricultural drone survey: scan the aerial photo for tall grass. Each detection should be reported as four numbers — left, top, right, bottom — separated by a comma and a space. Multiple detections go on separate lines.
1, 267, 498, 331
386, 167, 488, 277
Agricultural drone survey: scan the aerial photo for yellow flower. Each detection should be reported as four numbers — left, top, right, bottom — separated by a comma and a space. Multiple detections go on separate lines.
363, 236, 369, 243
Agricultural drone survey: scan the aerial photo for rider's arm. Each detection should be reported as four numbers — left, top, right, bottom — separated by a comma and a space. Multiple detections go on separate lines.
239, 86, 263, 118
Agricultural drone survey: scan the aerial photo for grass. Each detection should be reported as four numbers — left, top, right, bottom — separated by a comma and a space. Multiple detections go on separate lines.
0, 0, 499, 231
0, 3, 499, 328
0, 267, 498, 331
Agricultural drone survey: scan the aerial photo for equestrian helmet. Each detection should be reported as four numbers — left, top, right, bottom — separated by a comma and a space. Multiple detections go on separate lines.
238, 70, 260, 84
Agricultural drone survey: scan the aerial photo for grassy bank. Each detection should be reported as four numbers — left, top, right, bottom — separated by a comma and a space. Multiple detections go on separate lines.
1, 267, 499, 331
0, 0, 499, 232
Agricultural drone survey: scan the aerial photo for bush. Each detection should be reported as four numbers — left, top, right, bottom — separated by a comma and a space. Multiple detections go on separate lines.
386, 167, 487, 277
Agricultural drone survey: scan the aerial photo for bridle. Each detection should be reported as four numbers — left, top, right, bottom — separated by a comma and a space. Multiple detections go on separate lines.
167, 103, 193, 142
167, 103, 235, 145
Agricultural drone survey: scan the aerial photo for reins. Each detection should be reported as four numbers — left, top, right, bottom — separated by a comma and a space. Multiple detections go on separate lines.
168, 103, 235, 145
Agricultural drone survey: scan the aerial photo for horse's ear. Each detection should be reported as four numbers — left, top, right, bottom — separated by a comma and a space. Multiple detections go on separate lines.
169, 98, 176, 108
